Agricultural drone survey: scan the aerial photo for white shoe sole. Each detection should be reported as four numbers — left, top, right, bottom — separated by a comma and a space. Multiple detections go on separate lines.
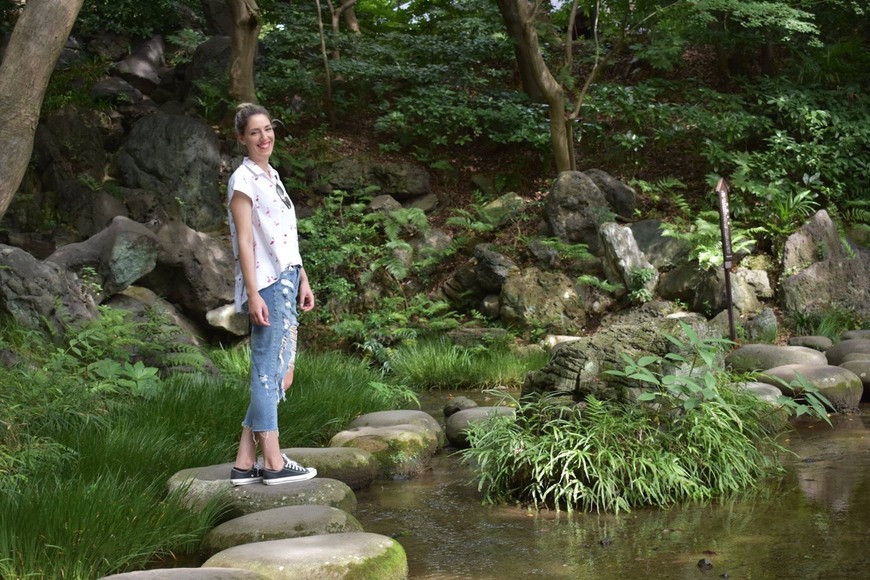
262, 468, 318, 485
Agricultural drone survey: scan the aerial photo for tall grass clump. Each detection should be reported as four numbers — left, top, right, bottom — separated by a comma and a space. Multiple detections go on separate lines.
0, 474, 224, 579
386, 337, 550, 390
461, 324, 830, 513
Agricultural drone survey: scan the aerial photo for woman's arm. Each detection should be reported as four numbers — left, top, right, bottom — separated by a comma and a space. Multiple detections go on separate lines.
298, 267, 315, 312
230, 191, 270, 326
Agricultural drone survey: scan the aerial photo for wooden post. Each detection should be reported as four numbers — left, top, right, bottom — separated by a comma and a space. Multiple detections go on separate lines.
716, 177, 736, 342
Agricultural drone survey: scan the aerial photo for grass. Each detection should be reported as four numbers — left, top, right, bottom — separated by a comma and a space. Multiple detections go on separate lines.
386, 337, 550, 390
462, 389, 790, 514
0, 329, 416, 579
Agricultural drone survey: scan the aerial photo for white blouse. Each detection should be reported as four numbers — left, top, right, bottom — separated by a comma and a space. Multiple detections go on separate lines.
227, 157, 303, 312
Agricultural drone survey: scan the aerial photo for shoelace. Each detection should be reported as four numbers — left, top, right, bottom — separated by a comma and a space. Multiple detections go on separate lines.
281, 453, 304, 470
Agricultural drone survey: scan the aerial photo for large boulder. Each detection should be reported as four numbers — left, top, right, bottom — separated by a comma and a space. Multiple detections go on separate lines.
544, 171, 612, 255
115, 111, 223, 231
629, 219, 691, 271
522, 302, 717, 402
598, 222, 657, 301
313, 158, 430, 201
46, 216, 160, 300
0, 245, 99, 335
499, 267, 586, 335
780, 211, 870, 321
585, 168, 637, 219
141, 221, 234, 322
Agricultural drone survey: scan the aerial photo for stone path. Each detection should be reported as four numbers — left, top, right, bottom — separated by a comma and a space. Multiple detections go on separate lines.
100, 331, 870, 579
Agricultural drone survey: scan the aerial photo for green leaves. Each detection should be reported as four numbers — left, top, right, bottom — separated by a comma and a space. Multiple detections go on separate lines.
461, 321, 832, 512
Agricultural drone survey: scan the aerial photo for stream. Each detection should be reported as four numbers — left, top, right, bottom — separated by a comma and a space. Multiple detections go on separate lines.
354, 395, 870, 579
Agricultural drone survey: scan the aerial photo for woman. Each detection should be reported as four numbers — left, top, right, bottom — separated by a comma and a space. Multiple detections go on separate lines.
227, 102, 317, 486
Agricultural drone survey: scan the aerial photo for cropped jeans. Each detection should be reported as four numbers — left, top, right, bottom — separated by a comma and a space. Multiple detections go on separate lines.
242, 265, 300, 433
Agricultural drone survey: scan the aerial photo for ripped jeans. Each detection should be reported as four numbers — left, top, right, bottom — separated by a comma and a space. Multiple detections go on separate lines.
242, 265, 300, 433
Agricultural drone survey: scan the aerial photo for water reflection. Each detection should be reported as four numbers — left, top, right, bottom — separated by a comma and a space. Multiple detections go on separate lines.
354, 402, 870, 579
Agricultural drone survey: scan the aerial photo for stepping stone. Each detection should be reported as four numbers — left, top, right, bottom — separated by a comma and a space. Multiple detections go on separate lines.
841, 329, 870, 341
737, 381, 783, 405
348, 410, 445, 447
329, 422, 440, 480
443, 396, 478, 418
100, 568, 264, 579
839, 359, 870, 396
202, 505, 363, 556
725, 344, 827, 372
842, 352, 870, 363
203, 532, 407, 579
445, 406, 516, 448
167, 463, 356, 517
788, 335, 833, 351
757, 364, 862, 413
825, 339, 870, 366
279, 447, 380, 490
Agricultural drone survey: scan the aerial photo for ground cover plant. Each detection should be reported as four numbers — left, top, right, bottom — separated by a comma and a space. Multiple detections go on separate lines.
0, 312, 418, 578
461, 324, 832, 513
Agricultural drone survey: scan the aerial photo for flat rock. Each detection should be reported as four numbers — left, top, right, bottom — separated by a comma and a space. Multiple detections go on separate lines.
839, 359, 870, 392
825, 339, 870, 366
348, 410, 445, 447
100, 568, 265, 579
841, 329, 870, 341
279, 447, 380, 490
725, 344, 827, 373
202, 505, 363, 556
787, 335, 833, 351
329, 423, 440, 479
758, 364, 862, 413
445, 406, 516, 448
203, 532, 408, 579
842, 352, 870, 363
737, 381, 783, 405
167, 463, 356, 517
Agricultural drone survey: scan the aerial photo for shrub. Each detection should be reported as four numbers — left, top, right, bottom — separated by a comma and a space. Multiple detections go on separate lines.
462, 323, 830, 513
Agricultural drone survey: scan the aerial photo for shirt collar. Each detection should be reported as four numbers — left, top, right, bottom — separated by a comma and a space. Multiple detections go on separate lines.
242, 157, 277, 179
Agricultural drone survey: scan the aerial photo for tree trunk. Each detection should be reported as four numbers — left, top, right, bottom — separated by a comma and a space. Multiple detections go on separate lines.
227, 0, 261, 104
0, 0, 85, 221
495, 0, 543, 102
496, 0, 573, 172
343, 5, 361, 33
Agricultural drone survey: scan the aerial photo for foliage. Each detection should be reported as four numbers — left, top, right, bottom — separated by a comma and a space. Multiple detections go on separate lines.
0, 322, 415, 577
787, 307, 862, 340
165, 28, 206, 66
661, 211, 763, 271
42, 56, 111, 113
75, 0, 202, 38
0, 473, 223, 580
462, 322, 831, 513
386, 337, 549, 390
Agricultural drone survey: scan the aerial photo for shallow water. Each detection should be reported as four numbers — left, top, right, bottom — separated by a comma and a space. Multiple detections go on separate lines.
354, 399, 870, 579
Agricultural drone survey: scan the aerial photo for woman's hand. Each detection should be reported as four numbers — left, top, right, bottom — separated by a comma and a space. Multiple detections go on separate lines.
298, 271, 315, 312
247, 292, 270, 326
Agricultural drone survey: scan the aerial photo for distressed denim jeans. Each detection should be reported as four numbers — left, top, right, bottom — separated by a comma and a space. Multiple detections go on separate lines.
242, 265, 300, 433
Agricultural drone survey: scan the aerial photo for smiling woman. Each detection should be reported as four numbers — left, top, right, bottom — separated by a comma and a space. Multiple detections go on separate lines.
226, 102, 318, 486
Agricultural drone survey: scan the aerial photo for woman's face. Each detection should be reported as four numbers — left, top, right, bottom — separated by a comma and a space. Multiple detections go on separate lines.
239, 113, 274, 162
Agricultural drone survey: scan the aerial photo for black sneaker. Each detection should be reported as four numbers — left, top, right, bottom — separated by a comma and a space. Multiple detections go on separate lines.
230, 462, 263, 486
262, 453, 317, 485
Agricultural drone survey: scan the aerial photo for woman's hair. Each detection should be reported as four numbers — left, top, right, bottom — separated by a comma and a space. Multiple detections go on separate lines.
234, 102, 270, 136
